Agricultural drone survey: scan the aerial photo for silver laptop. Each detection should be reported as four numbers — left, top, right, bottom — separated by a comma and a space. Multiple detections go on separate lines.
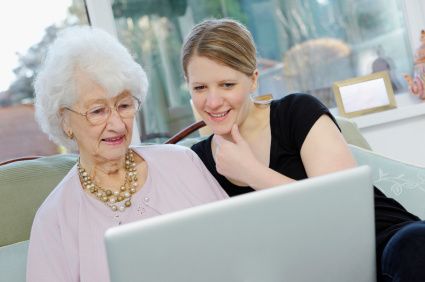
105, 166, 376, 282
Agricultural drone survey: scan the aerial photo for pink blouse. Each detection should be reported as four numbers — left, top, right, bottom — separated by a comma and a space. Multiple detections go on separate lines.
26, 145, 228, 282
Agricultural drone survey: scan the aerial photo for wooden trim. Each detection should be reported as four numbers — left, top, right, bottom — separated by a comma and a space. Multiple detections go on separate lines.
164, 121, 206, 144
0, 156, 42, 166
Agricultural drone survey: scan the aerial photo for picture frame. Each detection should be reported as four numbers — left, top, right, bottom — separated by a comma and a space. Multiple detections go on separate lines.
332, 71, 397, 118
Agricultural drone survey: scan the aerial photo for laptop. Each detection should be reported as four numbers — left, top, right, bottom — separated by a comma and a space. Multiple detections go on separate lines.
105, 166, 376, 282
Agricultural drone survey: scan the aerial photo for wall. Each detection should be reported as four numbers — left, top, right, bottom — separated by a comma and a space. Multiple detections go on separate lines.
332, 92, 425, 166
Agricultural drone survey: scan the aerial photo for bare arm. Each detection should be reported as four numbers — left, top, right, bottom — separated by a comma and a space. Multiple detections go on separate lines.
214, 115, 356, 190
245, 115, 356, 189
233, 115, 355, 189
300, 115, 357, 177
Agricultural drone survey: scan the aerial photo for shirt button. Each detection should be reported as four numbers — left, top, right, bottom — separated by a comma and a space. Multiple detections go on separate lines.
144, 197, 150, 203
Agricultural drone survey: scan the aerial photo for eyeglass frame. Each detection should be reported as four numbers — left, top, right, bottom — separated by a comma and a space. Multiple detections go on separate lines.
63, 95, 141, 126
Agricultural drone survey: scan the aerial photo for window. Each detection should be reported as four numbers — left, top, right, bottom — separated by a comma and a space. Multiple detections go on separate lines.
91, 0, 414, 142
0, 0, 89, 161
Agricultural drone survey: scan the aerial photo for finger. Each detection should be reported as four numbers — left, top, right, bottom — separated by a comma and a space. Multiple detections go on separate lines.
213, 136, 223, 160
215, 144, 220, 159
215, 134, 234, 146
214, 135, 224, 146
231, 124, 244, 144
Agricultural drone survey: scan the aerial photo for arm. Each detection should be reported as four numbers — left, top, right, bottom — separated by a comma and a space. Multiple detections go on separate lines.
300, 114, 357, 177
243, 161, 295, 190
26, 210, 73, 282
245, 116, 356, 187
214, 115, 356, 190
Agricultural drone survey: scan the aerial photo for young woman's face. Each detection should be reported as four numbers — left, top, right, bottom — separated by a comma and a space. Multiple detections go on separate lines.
187, 56, 257, 136
63, 76, 134, 163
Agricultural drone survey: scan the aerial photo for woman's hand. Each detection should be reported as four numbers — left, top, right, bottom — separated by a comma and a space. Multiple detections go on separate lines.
214, 124, 262, 186
214, 124, 295, 189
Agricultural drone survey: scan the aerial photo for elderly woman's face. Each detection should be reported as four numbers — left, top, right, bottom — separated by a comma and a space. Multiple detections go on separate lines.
64, 77, 134, 162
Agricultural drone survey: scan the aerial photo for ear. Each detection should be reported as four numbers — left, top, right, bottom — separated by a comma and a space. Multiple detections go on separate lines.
250, 69, 259, 91
184, 76, 193, 96
59, 108, 72, 136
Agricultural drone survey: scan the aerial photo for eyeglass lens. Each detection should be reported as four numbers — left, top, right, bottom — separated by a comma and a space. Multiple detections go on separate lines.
86, 97, 139, 125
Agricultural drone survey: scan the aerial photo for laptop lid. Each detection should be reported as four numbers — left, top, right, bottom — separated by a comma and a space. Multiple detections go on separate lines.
105, 166, 376, 282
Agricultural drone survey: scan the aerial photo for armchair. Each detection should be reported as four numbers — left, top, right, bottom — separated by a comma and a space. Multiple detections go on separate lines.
0, 153, 77, 281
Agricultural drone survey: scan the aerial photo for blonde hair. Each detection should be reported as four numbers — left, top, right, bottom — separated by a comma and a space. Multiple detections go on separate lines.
181, 18, 257, 78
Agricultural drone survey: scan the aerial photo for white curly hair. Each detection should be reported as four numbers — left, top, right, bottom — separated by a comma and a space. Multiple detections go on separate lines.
34, 26, 148, 150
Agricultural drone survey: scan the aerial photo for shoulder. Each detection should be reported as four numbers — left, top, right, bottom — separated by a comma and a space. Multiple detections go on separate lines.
133, 144, 190, 154
132, 144, 200, 166
132, 145, 227, 207
33, 166, 80, 226
271, 93, 329, 126
270, 94, 334, 149
272, 93, 326, 113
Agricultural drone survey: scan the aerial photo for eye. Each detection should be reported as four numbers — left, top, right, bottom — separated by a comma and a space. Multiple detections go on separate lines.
193, 85, 206, 92
222, 82, 236, 89
118, 103, 131, 110
117, 100, 133, 110
88, 106, 107, 116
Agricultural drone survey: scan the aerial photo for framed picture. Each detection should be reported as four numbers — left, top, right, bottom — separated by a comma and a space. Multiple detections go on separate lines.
332, 71, 397, 118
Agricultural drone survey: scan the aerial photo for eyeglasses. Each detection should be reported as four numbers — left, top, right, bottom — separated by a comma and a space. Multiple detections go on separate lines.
64, 96, 141, 126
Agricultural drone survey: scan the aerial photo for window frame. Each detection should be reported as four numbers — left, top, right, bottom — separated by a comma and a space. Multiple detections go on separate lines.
84, 0, 425, 137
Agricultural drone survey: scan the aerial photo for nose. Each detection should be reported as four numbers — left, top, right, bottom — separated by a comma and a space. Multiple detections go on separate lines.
205, 88, 223, 109
105, 108, 126, 131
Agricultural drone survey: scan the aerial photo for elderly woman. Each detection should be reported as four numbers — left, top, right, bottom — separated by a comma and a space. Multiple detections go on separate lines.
26, 26, 227, 282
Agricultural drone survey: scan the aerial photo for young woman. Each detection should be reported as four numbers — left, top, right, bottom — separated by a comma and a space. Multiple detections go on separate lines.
182, 18, 423, 282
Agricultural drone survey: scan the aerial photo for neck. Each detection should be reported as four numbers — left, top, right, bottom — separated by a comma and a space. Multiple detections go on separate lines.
78, 149, 139, 212
237, 102, 270, 142
79, 152, 128, 186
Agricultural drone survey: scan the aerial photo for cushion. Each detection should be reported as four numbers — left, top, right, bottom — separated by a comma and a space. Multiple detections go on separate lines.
0, 154, 77, 246
0, 240, 28, 282
335, 116, 372, 150
350, 144, 425, 219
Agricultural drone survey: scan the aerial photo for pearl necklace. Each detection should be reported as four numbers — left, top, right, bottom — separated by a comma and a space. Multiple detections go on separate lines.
78, 149, 138, 212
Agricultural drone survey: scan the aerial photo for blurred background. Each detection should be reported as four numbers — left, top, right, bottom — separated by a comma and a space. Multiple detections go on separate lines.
0, 0, 419, 161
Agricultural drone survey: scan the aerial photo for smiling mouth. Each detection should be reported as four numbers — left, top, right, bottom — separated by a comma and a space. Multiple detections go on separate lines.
208, 110, 230, 119
102, 135, 125, 144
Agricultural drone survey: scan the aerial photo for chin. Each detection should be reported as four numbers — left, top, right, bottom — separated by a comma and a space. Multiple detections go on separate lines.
99, 152, 125, 162
209, 124, 232, 136
100, 145, 129, 161
203, 112, 237, 136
